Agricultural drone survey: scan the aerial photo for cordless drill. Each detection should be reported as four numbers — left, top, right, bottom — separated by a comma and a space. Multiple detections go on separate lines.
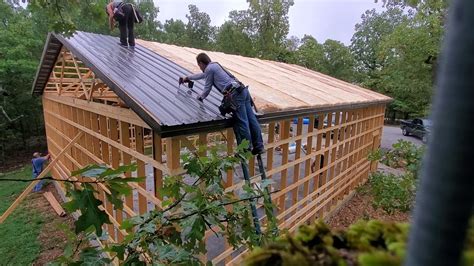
178, 77, 194, 89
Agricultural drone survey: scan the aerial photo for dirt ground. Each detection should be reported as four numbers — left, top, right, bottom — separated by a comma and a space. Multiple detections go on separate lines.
327, 189, 411, 230
27, 183, 75, 265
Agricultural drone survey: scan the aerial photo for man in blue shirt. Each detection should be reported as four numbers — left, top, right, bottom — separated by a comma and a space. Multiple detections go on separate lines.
182, 53, 265, 155
32, 152, 50, 192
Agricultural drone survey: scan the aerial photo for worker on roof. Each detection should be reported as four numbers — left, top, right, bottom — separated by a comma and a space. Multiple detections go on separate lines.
106, 0, 138, 48
32, 152, 50, 192
181, 53, 265, 155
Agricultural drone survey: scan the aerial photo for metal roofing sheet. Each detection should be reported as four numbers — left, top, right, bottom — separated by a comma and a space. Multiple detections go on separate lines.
50, 31, 227, 132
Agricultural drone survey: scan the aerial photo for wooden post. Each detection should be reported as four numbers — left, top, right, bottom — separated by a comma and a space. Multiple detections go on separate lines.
278, 120, 291, 213
290, 117, 303, 219
120, 122, 133, 210
302, 115, 315, 208
153, 132, 163, 202
109, 118, 121, 242
266, 123, 275, 179
166, 137, 180, 174
226, 129, 234, 188
135, 126, 147, 214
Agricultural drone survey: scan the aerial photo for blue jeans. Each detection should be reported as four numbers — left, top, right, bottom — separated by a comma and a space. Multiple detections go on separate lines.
232, 88, 264, 151
32, 174, 43, 192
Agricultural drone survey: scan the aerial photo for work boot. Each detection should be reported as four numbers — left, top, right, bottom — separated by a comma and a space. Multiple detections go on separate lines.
251, 146, 265, 155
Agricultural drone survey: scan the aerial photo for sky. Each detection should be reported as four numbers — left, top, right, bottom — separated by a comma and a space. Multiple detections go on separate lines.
153, 0, 385, 45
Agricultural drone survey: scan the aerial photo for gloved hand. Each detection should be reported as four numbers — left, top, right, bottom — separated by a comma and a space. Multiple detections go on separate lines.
179, 76, 189, 85
197, 96, 203, 102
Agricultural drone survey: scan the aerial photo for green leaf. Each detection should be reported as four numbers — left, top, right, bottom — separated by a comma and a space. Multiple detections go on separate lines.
120, 219, 134, 231
99, 163, 138, 178
71, 164, 108, 178
65, 183, 110, 235
106, 244, 126, 261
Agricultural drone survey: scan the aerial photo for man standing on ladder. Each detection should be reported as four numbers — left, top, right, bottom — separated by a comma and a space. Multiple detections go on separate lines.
180, 53, 265, 155
181, 53, 272, 235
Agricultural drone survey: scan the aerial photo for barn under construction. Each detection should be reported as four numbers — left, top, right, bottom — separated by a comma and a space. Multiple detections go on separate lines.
32, 31, 391, 264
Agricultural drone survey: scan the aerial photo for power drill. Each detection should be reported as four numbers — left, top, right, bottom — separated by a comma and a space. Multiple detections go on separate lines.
178, 77, 194, 89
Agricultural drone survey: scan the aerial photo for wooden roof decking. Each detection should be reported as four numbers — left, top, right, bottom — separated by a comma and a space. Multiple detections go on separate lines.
138, 40, 391, 113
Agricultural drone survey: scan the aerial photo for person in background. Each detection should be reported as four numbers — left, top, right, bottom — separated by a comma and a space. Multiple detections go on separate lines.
106, 0, 135, 47
32, 152, 50, 192
181, 53, 265, 155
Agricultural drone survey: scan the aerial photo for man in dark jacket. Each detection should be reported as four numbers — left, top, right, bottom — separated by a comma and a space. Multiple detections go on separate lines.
106, 0, 135, 47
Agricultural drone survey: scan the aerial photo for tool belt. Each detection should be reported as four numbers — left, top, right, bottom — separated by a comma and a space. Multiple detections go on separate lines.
218, 83, 245, 116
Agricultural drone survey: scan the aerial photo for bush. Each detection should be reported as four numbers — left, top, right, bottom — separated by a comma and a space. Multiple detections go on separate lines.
244, 219, 474, 266
380, 140, 425, 176
367, 172, 416, 214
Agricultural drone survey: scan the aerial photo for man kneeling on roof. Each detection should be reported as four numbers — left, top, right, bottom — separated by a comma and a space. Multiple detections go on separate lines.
181, 53, 265, 155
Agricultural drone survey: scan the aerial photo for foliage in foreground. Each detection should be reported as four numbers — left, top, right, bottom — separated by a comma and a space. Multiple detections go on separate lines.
244, 219, 474, 266
54, 141, 277, 265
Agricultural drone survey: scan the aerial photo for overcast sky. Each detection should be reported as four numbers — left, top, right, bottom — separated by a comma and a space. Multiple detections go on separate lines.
153, 0, 385, 45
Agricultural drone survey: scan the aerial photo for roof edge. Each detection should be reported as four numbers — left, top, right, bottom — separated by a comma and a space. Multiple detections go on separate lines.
159, 98, 392, 137
32, 33, 62, 95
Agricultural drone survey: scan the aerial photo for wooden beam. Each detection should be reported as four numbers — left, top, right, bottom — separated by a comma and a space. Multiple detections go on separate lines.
153, 132, 163, 202
44, 110, 169, 174
43, 94, 149, 129
43, 192, 66, 217
135, 126, 147, 214
0, 132, 83, 224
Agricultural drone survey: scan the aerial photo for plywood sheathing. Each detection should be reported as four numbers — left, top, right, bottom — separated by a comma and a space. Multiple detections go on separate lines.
137, 40, 391, 114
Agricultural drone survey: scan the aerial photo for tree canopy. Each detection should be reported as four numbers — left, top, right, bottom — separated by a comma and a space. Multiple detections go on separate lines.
0, 0, 448, 164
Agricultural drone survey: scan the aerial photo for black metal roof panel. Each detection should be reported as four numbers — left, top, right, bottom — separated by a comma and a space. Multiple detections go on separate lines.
34, 31, 228, 136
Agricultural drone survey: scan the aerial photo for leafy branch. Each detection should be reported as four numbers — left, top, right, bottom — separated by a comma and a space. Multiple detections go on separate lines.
52, 140, 278, 265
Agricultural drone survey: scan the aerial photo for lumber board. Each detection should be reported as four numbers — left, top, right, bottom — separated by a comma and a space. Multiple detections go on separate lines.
135, 126, 147, 214
43, 191, 66, 217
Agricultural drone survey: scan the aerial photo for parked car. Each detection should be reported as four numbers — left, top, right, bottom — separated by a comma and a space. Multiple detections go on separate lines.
400, 118, 432, 142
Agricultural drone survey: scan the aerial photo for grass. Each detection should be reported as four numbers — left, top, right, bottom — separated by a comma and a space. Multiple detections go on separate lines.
0, 165, 45, 264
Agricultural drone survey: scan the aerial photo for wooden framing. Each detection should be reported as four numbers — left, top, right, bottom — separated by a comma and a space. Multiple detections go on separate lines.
40, 46, 387, 265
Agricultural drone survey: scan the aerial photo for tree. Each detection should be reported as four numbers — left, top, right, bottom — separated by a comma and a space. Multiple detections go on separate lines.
133, 0, 163, 41
215, 21, 255, 57
353, 1, 447, 118
292, 36, 356, 82
375, 1, 446, 117
185, 4, 214, 49
246, 0, 294, 60
161, 19, 189, 46
319, 40, 357, 82
350, 8, 408, 76
293, 35, 324, 70
0, 2, 45, 162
